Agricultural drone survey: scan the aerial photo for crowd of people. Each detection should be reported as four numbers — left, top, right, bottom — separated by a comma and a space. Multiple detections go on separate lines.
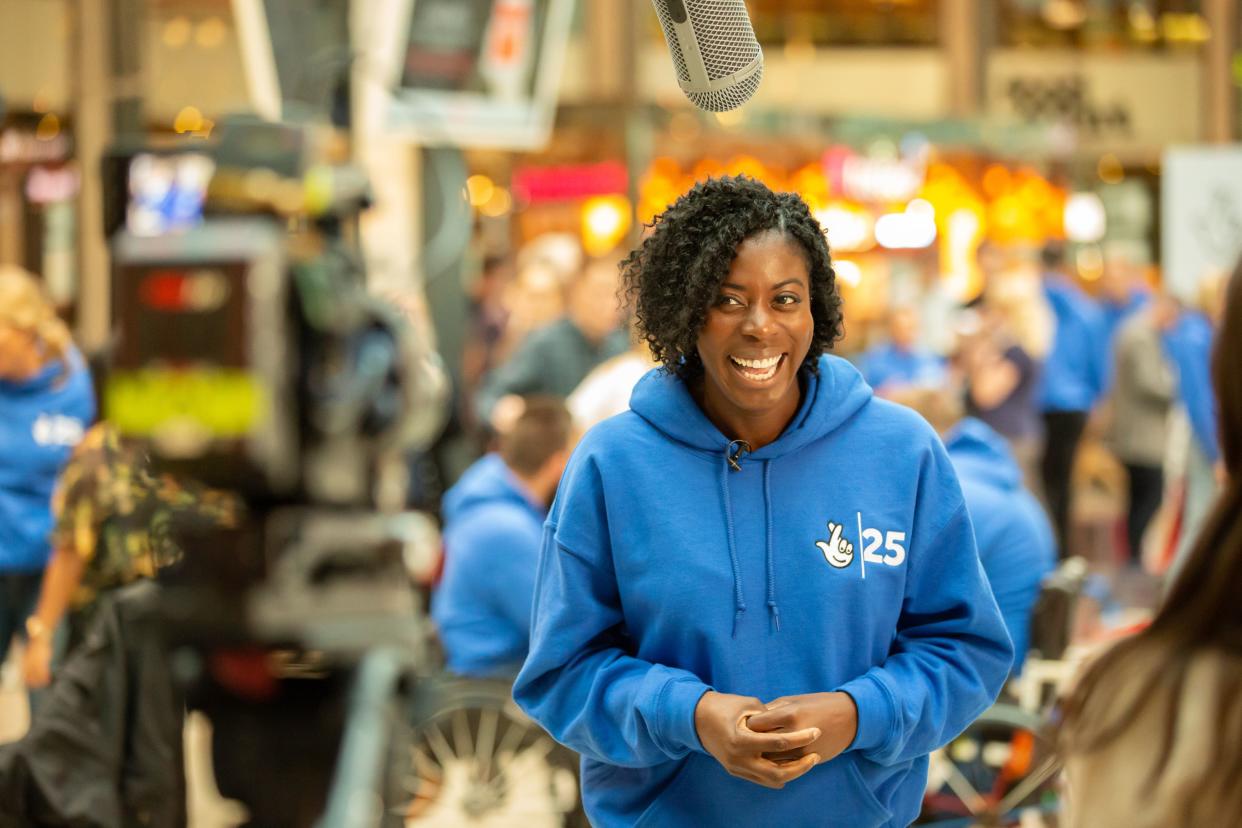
0, 172, 1239, 825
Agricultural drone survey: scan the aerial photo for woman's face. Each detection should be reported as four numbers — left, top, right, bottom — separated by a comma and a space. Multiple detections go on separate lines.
0, 325, 41, 381
695, 231, 815, 424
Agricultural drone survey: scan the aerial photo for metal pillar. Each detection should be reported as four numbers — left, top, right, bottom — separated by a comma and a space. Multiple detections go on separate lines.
941, 0, 983, 118
1204, 0, 1238, 143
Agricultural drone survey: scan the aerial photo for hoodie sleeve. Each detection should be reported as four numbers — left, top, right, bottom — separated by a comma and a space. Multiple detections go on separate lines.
837, 441, 1014, 766
512, 450, 712, 768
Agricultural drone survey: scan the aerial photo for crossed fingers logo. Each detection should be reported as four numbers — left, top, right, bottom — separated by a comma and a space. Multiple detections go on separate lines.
816, 521, 854, 569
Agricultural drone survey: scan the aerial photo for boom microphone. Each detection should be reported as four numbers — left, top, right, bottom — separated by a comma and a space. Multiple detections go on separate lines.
650, 0, 764, 113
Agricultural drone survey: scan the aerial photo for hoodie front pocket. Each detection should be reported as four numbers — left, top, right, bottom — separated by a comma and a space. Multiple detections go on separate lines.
634, 755, 697, 828
843, 754, 893, 826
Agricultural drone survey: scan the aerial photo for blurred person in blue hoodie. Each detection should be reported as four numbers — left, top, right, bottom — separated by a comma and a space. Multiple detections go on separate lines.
893, 388, 1056, 677
1036, 243, 1106, 558
0, 268, 93, 683
1163, 274, 1227, 576
513, 178, 1012, 828
432, 396, 573, 678
857, 306, 946, 397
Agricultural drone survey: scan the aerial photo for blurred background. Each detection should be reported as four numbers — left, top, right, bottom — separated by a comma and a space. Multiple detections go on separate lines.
1, 1, 1240, 825
0, 0, 1235, 358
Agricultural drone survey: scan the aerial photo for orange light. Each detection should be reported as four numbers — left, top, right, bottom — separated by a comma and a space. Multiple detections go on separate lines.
982, 164, 1011, 199
174, 106, 205, 134
581, 195, 632, 256
35, 113, 60, 142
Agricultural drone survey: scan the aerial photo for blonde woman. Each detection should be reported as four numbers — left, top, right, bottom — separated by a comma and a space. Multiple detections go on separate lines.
0, 266, 93, 700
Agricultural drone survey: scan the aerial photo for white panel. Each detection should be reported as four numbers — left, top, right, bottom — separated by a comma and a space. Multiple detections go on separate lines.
1163, 146, 1242, 302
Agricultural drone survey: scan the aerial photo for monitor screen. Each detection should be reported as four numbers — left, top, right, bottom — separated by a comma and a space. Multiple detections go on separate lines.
126, 152, 215, 237
387, 0, 577, 150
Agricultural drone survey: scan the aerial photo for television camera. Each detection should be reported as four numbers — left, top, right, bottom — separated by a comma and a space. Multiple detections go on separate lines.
106, 115, 448, 826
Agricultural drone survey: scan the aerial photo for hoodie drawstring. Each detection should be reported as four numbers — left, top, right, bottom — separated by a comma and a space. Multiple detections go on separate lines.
720, 452, 746, 637
720, 442, 780, 636
763, 460, 780, 632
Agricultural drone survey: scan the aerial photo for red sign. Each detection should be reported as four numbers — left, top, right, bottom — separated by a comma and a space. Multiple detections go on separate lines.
512, 161, 629, 203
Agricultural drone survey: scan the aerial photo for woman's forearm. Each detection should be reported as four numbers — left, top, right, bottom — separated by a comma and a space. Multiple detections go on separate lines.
30, 546, 85, 633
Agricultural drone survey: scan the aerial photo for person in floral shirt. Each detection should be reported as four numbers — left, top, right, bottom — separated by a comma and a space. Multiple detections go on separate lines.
21, 422, 242, 687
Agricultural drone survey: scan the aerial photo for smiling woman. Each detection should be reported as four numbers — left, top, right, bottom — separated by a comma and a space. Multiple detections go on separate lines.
512, 176, 1013, 828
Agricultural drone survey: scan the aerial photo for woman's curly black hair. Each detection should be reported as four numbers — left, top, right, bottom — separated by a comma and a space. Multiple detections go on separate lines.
620, 175, 844, 381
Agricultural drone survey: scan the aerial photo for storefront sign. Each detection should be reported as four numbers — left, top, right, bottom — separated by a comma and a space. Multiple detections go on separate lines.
513, 161, 628, 203
988, 51, 1201, 158
821, 146, 926, 203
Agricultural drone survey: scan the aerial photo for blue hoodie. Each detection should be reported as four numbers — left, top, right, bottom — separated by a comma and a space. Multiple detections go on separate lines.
0, 349, 95, 572
432, 453, 546, 677
945, 419, 1056, 676
1039, 275, 1107, 412
514, 355, 1012, 828
858, 343, 946, 393
1163, 311, 1219, 463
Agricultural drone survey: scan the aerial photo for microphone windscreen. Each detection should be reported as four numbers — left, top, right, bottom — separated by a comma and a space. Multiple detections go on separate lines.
651, 0, 764, 113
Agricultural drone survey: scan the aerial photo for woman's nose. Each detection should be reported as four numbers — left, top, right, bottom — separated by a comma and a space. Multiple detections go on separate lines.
740, 304, 775, 337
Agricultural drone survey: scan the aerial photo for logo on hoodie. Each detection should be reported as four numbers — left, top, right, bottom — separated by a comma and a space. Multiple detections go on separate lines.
32, 413, 85, 447
817, 514, 908, 576
816, 521, 855, 568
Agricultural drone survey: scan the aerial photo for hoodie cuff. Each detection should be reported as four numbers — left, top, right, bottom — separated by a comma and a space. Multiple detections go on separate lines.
837, 672, 896, 756
657, 677, 712, 756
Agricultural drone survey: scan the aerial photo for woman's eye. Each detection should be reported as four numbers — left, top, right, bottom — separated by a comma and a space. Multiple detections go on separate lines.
717, 295, 743, 307
775, 294, 801, 306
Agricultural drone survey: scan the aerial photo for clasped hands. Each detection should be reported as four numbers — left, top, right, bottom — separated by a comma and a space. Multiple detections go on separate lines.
694, 690, 858, 790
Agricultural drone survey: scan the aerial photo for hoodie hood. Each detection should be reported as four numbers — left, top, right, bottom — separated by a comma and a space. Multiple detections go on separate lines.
945, 418, 1022, 492
629, 354, 873, 464
442, 453, 543, 524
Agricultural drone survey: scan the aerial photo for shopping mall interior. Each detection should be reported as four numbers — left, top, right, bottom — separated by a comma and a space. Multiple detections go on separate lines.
1, 1, 1240, 826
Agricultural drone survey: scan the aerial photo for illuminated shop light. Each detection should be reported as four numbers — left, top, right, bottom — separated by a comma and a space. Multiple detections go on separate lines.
876, 202, 937, 250
479, 187, 513, 218
814, 206, 874, 253
466, 175, 496, 208
1064, 192, 1107, 243
832, 259, 862, 288
582, 195, 632, 256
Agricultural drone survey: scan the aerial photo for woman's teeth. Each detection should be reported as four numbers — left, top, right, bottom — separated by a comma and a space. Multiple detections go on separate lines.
730, 355, 782, 381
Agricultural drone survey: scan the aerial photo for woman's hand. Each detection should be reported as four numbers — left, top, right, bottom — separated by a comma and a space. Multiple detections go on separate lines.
21, 637, 53, 689
694, 691, 822, 789
746, 692, 859, 765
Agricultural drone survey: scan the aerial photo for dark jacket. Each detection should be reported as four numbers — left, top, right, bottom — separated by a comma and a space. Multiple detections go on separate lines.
0, 581, 184, 828
475, 318, 628, 422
